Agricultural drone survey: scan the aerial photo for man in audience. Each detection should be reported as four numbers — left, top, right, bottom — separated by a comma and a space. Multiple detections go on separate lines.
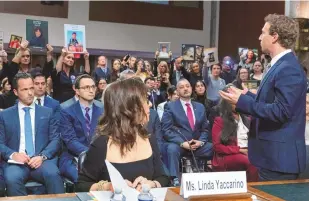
220, 14, 307, 181
162, 78, 213, 186
203, 64, 226, 107
30, 68, 60, 120
92, 56, 111, 83
0, 73, 64, 196
59, 74, 104, 182
170, 57, 184, 86
220, 56, 236, 84
123, 56, 136, 72
145, 77, 164, 110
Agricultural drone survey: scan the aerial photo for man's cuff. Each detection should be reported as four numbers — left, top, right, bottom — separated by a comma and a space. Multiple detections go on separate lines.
9, 152, 16, 160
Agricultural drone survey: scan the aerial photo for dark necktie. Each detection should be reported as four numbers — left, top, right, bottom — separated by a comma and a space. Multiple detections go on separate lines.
85, 107, 91, 136
23, 107, 34, 157
185, 103, 194, 130
37, 98, 41, 106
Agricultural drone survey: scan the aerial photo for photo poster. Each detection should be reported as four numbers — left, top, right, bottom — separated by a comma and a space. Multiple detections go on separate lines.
185, 61, 194, 72
8, 34, 22, 49
238, 47, 259, 61
26, 19, 48, 48
203, 47, 218, 66
158, 42, 170, 59
195, 45, 204, 62
0, 31, 3, 50
64, 24, 86, 54
182, 44, 195, 61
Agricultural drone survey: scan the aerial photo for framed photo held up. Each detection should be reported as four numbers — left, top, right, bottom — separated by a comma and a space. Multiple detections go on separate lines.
182, 44, 195, 61
158, 42, 170, 59
64, 24, 86, 53
195, 45, 204, 62
26, 19, 48, 48
8, 34, 22, 49
203, 47, 219, 66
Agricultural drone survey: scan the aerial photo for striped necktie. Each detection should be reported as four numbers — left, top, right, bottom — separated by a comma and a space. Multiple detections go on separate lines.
85, 107, 91, 136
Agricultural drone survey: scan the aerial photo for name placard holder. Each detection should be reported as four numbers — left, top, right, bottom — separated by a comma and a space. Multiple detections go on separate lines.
180, 171, 249, 199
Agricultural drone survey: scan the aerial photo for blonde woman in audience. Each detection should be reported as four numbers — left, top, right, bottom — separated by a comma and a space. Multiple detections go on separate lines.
76, 78, 169, 192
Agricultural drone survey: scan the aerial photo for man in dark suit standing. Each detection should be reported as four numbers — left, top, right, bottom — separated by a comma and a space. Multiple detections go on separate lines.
162, 79, 213, 185
0, 73, 64, 196
31, 68, 61, 120
92, 56, 110, 83
220, 14, 307, 181
59, 74, 103, 182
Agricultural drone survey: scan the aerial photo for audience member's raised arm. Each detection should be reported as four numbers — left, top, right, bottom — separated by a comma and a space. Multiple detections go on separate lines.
84, 50, 90, 74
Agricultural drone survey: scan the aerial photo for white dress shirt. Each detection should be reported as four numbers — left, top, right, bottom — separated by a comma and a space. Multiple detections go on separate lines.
35, 95, 45, 106
17, 102, 36, 155
270, 49, 292, 68
157, 101, 167, 121
236, 115, 249, 148
180, 99, 196, 124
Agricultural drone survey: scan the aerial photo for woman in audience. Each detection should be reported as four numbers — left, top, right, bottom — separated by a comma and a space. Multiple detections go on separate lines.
95, 78, 107, 101
76, 78, 169, 192
144, 60, 154, 77
1, 78, 11, 95
44, 47, 90, 103
232, 67, 249, 90
239, 49, 256, 70
157, 85, 179, 120
135, 59, 148, 81
110, 59, 122, 82
181, 62, 202, 87
299, 94, 309, 179
250, 60, 264, 81
212, 85, 258, 182
192, 80, 210, 118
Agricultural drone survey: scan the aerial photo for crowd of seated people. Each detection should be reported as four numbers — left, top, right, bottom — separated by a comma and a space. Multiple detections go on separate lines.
0, 37, 307, 198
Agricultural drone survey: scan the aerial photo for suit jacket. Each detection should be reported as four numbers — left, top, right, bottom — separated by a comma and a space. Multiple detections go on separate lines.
92, 67, 111, 83
236, 52, 307, 173
0, 104, 60, 161
44, 95, 61, 120
161, 99, 209, 145
60, 97, 103, 110
60, 101, 104, 157
212, 116, 250, 171
147, 109, 164, 152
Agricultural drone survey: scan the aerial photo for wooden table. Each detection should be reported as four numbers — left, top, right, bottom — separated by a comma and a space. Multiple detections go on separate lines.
1, 180, 309, 201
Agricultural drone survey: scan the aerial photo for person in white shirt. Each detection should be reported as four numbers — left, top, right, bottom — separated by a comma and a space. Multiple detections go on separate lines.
157, 85, 179, 120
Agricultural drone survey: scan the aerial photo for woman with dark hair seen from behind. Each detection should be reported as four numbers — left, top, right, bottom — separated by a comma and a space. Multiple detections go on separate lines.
212, 84, 258, 182
76, 78, 169, 192
157, 85, 179, 120
110, 59, 122, 83
250, 60, 264, 81
95, 78, 107, 101
232, 67, 249, 90
192, 80, 211, 118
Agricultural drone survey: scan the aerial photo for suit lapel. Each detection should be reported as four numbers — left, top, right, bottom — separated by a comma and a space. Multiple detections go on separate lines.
176, 100, 192, 132
43, 96, 49, 107
257, 58, 283, 98
90, 104, 102, 137
73, 102, 88, 136
34, 104, 40, 152
14, 105, 21, 147
192, 102, 199, 131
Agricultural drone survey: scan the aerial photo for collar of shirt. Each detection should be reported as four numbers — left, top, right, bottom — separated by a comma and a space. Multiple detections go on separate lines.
180, 99, 192, 109
35, 95, 45, 105
270, 49, 292, 67
74, 96, 79, 102
79, 101, 93, 117
100, 66, 107, 72
18, 101, 36, 111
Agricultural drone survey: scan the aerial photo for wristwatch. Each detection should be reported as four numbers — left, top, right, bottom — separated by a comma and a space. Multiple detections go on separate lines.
200, 142, 205, 147
39, 154, 48, 161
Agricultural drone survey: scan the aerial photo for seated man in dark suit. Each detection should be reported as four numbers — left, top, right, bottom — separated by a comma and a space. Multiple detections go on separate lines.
0, 73, 64, 196
162, 79, 213, 186
30, 68, 60, 120
59, 74, 104, 182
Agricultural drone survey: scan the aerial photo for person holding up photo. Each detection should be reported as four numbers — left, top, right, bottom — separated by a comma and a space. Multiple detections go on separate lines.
43, 47, 90, 103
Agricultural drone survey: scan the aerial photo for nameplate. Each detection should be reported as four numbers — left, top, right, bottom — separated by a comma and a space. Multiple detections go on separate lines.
180, 171, 247, 198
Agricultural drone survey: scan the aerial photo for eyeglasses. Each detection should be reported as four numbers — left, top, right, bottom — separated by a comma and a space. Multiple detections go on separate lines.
79, 85, 96, 91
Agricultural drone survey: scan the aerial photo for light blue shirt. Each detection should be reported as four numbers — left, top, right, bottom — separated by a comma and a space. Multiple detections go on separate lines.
79, 102, 93, 121
100, 66, 108, 74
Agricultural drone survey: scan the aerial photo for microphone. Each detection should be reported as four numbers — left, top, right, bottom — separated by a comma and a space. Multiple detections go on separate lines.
173, 127, 200, 173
